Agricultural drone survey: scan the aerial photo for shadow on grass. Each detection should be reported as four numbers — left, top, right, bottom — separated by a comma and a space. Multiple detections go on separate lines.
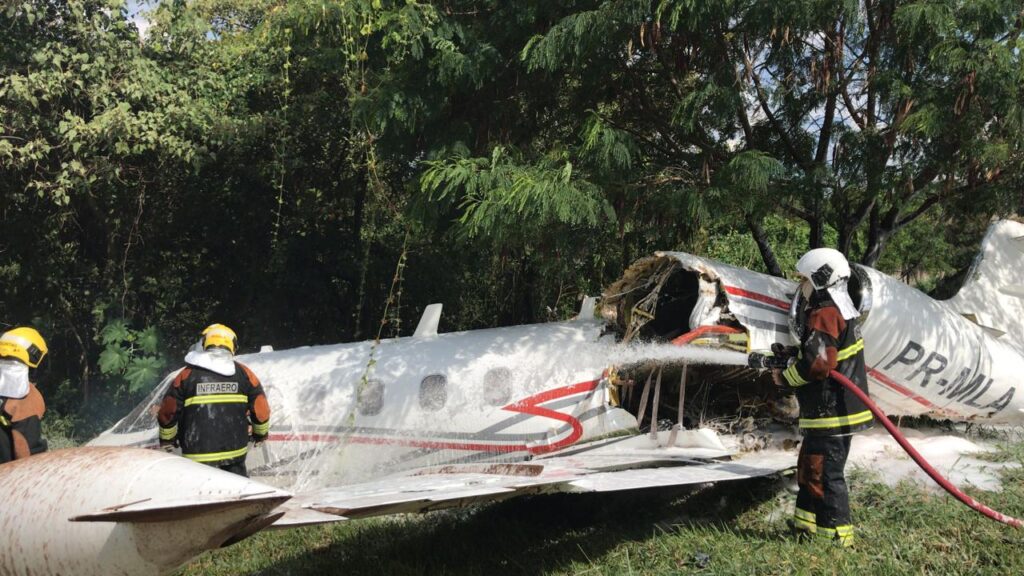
246, 475, 789, 576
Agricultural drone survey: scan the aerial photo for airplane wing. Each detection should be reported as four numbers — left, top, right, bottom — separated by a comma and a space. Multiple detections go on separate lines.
273, 435, 794, 527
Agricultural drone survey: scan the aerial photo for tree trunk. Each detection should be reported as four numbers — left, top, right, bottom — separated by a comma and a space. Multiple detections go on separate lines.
746, 214, 784, 277
861, 204, 889, 266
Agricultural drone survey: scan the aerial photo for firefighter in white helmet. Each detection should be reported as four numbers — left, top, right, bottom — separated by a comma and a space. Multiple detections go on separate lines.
779, 249, 872, 547
0, 327, 49, 463
157, 324, 271, 477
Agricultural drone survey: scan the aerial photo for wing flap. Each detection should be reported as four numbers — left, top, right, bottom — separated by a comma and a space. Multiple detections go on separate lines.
274, 448, 795, 528
562, 451, 795, 492
295, 472, 568, 520
269, 506, 348, 529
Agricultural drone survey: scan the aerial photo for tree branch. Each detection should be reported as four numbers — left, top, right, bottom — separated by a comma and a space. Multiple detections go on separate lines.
894, 193, 942, 230
742, 33, 812, 172
814, 19, 842, 165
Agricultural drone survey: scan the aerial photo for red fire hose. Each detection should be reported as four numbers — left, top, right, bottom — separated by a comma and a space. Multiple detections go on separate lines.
830, 369, 1023, 528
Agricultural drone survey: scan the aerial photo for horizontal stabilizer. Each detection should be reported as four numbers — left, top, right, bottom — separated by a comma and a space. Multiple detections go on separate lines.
70, 491, 291, 523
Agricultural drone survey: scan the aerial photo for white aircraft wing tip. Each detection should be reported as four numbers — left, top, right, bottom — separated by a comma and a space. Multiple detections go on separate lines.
69, 492, 292, 523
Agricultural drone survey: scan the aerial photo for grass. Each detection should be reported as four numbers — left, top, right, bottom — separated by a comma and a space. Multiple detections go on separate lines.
177, 439, 1024, 576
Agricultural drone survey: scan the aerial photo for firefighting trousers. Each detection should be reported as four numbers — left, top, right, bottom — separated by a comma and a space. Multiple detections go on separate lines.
792, 434, 854, 545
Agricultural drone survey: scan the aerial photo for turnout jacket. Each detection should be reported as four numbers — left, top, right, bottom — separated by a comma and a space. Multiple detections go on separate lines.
0, 384, 47, 464
782, 294, 873, 436
157, 362, 271, 465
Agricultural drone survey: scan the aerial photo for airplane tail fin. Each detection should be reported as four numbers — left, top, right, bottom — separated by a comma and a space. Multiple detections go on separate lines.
945, 220, 1024, 344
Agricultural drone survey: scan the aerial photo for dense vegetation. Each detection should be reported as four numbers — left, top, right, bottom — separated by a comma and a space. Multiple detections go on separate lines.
1, 0, 1022, 436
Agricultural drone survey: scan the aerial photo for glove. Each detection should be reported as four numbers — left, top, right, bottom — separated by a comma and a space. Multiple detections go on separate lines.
748, 350, 796, 370
749, 343, 800, 370
771, 369, 786, 388
251, 435, 267, 448
160, 442, 175, 453
771, 343, 800, 358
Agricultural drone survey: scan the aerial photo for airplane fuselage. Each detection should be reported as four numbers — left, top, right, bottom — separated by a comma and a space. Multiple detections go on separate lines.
92, 315, 639, 488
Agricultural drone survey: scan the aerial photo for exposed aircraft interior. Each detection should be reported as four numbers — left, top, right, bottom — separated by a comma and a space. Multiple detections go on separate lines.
597, 255, 873, 447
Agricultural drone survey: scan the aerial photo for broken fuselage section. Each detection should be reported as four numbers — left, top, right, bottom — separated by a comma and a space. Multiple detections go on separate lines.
598, 252, 811, 440
599, 237, 1024, 431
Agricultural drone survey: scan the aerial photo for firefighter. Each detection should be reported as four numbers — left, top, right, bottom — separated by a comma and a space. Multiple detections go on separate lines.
778, 248, 872, 547
157, 324, 270, 477
0, 327, 48, 463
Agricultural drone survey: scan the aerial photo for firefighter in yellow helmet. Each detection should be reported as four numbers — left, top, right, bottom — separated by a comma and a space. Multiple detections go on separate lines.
0, 327, 49, 464
156, 324, 271, 477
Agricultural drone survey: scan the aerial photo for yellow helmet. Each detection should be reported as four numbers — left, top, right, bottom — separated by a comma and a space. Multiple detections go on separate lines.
0, 327, 48, 368
201, 323, 237, 354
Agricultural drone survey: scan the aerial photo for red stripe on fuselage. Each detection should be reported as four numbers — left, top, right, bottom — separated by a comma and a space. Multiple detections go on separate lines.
266, 380, 599, 454
868, 368, 940, 410
504, 380, 598, 455
722, 285, 790, 311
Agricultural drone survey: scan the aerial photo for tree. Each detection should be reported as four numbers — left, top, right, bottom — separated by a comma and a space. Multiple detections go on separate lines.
501, 0, 1023, 270
1, 1, 228, 412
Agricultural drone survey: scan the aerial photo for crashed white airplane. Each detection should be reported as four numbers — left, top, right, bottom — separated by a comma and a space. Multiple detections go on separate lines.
71, 219, 1024, 572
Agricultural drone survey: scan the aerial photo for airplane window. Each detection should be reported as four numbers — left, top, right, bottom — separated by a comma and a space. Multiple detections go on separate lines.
483, 367, 512, 406
358, 378, 384, 416
419, 374, 447, 411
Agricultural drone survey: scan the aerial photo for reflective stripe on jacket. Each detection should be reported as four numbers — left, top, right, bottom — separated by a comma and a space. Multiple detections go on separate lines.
157, 362, 271, 465
783, 294, 873, 436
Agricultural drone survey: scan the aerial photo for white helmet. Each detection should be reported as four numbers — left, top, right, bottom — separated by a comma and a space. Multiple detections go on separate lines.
795, 248, 859, 319
796, 248, 850, 290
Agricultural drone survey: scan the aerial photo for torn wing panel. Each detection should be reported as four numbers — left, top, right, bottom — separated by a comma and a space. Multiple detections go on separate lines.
274, 444, 794, 527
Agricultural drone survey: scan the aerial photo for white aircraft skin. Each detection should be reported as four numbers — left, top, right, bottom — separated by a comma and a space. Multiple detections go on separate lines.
0, 447, 290, 576
83, 220, 1024, 532
92, 313, 643, 487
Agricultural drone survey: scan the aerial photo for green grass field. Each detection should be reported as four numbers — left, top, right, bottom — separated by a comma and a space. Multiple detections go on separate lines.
179, 444, 1024, 576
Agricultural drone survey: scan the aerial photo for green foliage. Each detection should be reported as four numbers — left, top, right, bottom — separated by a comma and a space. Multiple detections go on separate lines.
701, 215, 825, 274
421, 146, 614, 241
96, 319, 168, 395
520, 0, 648, 73
722, 151, 786, 197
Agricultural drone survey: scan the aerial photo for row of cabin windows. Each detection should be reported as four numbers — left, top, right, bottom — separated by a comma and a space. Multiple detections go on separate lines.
356, 367, 513, 416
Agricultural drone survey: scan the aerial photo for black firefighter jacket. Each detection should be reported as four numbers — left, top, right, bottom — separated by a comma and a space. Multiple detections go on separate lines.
782, 295, 873, 436
157, 362, 271, 465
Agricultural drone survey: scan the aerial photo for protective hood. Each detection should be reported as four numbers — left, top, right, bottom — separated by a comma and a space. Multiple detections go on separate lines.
184, 347, 236, 376
827, 281, 860, 321
0, 359, 30, 399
